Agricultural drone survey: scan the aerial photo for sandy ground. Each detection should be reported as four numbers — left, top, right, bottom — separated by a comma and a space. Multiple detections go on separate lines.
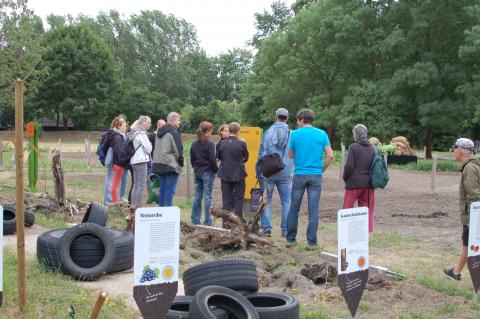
3, 152, 479, 318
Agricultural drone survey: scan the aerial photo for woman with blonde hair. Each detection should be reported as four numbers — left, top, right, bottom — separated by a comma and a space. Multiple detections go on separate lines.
127, 116, 152, 208
217, 122, 249, 221
216, 124, 229, 155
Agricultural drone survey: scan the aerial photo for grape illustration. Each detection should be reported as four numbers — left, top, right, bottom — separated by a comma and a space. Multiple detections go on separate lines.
140, 265, 160, 283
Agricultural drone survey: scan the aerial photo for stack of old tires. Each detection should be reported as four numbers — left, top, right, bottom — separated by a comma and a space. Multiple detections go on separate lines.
36, 202, 134, 281
166, 259, 299, 319
2, 204, 36, 235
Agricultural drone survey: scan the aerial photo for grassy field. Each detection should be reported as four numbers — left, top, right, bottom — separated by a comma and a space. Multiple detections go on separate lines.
2, 250, 136, 319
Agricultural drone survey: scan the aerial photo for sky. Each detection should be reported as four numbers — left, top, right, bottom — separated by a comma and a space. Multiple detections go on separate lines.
28, 0, 294, 56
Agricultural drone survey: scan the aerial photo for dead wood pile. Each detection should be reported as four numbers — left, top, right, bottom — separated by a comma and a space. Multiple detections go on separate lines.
182, 200, 274, 251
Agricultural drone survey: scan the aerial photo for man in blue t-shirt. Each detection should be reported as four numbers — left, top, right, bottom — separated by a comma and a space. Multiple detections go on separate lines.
286, 108, 334, 249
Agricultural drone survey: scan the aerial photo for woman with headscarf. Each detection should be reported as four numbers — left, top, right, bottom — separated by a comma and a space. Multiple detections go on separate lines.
343, 124, 375, 233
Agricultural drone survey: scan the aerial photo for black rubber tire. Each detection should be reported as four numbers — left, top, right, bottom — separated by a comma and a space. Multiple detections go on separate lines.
183, 259, 259, 296
189, 286, 259, 319
37, 228, 133, 273
25, 210, 35, 227
37, 228, 66, 270
245, 292, 299, 319
57, 223, 116, 280
81, 202, 108, 227
3, 205, 36, 234
166, 296, 228, 319
3, 205, 16, 235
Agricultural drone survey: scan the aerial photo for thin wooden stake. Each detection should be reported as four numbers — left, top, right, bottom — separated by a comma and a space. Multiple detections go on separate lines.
15, 79, 27, 312
0, 140, 3, 169
89, 291, 107, 319
339, 143, 345, 180
85, 138, 91, 169
431, 156, 437, 192
186, 158, 191, 201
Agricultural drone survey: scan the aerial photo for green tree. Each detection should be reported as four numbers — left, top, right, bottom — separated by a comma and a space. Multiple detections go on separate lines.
214, 49, 253, 101
0, 0, 46, 128
129, 11, 199, 100
251, 1, 293, 49
35, 24, 118, 129
380, 0, 478, 157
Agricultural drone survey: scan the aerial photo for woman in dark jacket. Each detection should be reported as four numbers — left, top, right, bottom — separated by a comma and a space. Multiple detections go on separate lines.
217, 122, 249, 220
190, 121, 218, 225
343, 124, 375, 233
110, 117, 127, 203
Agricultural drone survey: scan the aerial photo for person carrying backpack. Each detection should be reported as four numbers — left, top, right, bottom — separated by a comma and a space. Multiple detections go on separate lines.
127, 116, 152, 208
342, 124, 376, 233
110, 118, 128, 203
101, 116, 126, 205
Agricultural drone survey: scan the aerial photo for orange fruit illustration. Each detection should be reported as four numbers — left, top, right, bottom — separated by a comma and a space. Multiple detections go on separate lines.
358, 257, 366, 267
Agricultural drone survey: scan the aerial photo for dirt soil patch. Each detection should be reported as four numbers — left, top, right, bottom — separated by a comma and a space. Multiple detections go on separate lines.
2, 149, 478, 318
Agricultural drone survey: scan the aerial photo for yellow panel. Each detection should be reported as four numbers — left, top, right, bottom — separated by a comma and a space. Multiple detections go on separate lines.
238, 127, 263, 199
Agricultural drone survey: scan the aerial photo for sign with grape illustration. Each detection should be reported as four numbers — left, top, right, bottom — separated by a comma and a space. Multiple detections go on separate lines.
0, 205, 3, 306
133, 207, 180, 318
337, 207, 369, 318
468, 202, 480, 293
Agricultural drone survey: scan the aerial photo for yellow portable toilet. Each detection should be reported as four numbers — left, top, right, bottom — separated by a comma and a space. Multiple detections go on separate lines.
238, 127, 262, 199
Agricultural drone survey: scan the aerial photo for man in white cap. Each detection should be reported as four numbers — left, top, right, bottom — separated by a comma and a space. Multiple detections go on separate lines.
257, 107, 293, 237
444, 138, 480, 280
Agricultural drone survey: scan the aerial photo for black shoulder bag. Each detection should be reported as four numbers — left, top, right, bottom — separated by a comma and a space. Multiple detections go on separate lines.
257, 131, 290, 178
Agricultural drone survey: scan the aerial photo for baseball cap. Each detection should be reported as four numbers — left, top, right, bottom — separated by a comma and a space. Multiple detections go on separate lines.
275, 108, 289, 117
452, 138, 475, 151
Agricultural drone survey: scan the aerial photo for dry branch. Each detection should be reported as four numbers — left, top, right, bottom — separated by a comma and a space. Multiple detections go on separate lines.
184, 200, 274, 251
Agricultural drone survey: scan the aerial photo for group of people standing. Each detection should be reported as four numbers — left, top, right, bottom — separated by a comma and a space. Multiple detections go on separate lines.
101, 107, 380, 249
188, 107, 377, 250
258, 107, 376, 249
190, 121, 249, 226
102, 112, 184, 210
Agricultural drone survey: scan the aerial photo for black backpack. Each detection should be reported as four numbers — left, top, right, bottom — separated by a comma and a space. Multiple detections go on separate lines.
95, 132, 109, 166
118, 139, 140, 166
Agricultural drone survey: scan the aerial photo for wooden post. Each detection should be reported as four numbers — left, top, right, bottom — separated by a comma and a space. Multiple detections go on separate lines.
52, 151, 66, 205
89, 291, 107, 319
186, 158, 191, 201
431, 156, 437, 192
339, 143, 345, 180
15, 79, 27, 312
85, 138, 91, 169
0, 140, 3, 169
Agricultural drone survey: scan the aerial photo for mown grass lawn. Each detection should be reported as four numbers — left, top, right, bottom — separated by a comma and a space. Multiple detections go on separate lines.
2, 249, 137, 318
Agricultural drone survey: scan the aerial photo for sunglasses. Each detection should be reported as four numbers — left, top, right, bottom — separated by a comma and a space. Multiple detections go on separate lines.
450, 145, 459, 152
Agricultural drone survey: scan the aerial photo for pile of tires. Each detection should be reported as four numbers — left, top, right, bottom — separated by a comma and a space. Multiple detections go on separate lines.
166, 259, 299, 319
2, 204, 35, 235
36, 202, 133, 281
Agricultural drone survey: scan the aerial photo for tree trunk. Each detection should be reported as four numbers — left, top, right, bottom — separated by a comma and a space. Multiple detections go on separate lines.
56, 111, 60, 129
63, 116, 68, 131
52, 151, 66, 205
424, 125, 433, 159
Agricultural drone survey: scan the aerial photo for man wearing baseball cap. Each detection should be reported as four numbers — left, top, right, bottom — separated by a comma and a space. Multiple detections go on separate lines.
257, 107, 293, 237
444, 138, 480, 280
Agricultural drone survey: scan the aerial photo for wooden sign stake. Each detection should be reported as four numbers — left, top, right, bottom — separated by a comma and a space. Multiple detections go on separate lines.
15, 79, 27, 312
